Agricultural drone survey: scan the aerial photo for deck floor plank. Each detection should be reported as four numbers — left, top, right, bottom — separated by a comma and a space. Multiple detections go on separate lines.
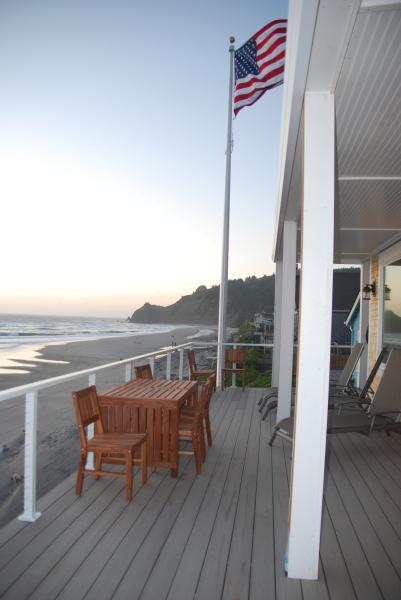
166, 390, 255, 600
82, 388, 235, 600
111, 389, 237, 600
329, 436, 401, 599
338, 433, 401, 548
221, 389, 263, 600
0, 389, 400, 600
56, 386, 231, 600
192, 389, 257, 600
138, 392, 238, 600
0, 477, 115, 599
325, 441, 388, 600
248, 405, 276, 600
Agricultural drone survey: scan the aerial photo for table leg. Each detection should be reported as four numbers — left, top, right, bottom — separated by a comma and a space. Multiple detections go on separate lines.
170, 409, 179, 477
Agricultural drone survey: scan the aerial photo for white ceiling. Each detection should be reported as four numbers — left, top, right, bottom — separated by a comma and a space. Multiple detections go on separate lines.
277, 3, 401, 263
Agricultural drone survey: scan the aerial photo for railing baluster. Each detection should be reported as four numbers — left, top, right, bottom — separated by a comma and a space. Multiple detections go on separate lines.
166, 351, 172, 380
179, 348, 184, 380
18, 391, 41, 522
125, 363, 132, 382
86, 374, 96, 470
149, 357, 155, 376
232, 344, 237, 387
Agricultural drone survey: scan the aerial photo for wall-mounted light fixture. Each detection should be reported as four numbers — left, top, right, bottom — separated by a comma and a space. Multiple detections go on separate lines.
362, 282, 376, 300
384, 285, 391, 301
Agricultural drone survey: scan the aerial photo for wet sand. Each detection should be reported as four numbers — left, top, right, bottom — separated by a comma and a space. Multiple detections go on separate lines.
0, 326, 215, 528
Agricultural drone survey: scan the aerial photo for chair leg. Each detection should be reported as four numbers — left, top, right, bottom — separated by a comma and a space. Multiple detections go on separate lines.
76, 454, 85, 495
141, 442, 148, 484
205, 414, 212, 446
200, 422, 206, 463
126, 450, 133, 501
242, 371, 245, 392
192, 430, 202, 475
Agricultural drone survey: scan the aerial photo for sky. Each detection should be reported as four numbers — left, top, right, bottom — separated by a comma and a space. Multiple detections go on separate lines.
0, 0, 287, 318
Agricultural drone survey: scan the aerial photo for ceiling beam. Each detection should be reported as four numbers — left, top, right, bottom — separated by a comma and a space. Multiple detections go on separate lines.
338, 176, 401, 181
360, 0, 401, 11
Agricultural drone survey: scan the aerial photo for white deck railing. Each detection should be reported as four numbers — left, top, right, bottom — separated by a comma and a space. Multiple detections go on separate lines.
0, 338, 345, 524
0, 341, 194, 523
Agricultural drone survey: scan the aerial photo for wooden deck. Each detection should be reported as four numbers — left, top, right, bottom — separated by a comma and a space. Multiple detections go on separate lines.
0, 388, 401, 599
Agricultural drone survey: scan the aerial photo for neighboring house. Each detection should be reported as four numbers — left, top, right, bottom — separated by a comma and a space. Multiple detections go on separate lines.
271, 0, 401, 581
252, 312, 273, 329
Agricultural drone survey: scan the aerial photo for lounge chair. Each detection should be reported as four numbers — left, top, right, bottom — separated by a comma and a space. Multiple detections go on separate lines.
259, 342, 365, 414
269, 348, 401, 445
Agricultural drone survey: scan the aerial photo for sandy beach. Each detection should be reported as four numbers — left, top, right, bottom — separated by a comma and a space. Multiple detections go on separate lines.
0, 326, 215, 528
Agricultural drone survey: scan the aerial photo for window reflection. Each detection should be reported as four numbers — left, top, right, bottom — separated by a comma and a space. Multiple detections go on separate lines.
383, 258, 401, 347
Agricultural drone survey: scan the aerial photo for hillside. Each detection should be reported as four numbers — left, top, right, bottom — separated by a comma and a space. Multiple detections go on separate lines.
129, 269, 360, 328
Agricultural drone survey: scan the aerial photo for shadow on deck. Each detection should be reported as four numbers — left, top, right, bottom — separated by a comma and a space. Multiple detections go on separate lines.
0, 388, 400, 599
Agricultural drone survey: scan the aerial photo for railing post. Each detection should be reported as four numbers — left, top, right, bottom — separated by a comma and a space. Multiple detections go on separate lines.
178, 348, 184, 380
166, 351, 172, 380
232, 344, 237, 387
125, 363, 132, 382
149, 357, 155, 376
18, 391, 41, 522
86, 374, 96, 470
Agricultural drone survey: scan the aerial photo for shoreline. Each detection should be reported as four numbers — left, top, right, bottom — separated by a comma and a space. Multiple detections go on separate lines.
0, 325, 215, 392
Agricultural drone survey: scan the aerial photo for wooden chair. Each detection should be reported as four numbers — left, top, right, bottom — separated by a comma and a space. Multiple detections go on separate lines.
181, 374, 215, 447
187, 349, 216, 388
72, 386, 147, 501
178, 379, 215, 474
221, 348, 246, 391
134, 364, 153, 379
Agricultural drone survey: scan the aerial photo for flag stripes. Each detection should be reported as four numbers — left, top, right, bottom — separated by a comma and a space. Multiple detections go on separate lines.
233, 19, 287, 116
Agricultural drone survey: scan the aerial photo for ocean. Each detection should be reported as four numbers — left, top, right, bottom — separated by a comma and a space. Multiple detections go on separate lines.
0, 314, 180, 373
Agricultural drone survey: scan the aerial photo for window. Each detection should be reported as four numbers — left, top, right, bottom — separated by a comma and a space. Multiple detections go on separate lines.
383, 258, 401, 348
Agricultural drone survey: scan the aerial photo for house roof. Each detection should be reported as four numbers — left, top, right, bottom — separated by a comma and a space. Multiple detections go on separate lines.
273, 0, 401, 264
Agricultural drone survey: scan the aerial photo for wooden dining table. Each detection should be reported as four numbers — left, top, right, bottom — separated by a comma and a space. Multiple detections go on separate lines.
97, 378, 197, 477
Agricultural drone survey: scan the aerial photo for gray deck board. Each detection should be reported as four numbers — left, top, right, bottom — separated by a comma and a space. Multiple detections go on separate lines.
325, 445, 385, 600
112, 389, 238, 600
329, 437, 401, 600
0, 388, 401, 600
249, 402, 276, 600
166, 390, 254, 600
139, 391, 238, 600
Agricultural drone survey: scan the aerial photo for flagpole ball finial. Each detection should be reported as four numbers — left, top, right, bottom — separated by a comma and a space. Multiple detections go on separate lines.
229, 36, 235, 43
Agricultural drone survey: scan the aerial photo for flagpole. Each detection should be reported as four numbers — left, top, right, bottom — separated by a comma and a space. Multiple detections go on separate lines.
216, 36, 235, 390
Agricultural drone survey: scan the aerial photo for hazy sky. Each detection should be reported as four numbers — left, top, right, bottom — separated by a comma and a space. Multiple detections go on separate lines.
0, 0, 287, 317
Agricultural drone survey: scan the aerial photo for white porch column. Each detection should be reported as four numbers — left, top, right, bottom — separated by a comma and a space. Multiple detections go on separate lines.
276, 221, 297, 422
358, 260, 370, 386
287, 92, 335, 580
272, 259, 283, 388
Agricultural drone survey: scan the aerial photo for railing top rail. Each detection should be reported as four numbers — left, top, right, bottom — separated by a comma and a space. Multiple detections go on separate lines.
191, 341, 274, 348
0, 341, 192, 403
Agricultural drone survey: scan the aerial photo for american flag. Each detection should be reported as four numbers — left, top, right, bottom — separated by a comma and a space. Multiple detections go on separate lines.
233, 19, 287, 116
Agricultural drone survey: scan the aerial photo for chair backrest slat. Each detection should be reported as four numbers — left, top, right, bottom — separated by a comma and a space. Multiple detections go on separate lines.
360, 345, 387, 399
337, 342, 364, 387
187, 350, 197, 375
370, 348, 401, 415
135, 364, 153, 379
225, 348, 246, 366
72, 385, 103, 450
